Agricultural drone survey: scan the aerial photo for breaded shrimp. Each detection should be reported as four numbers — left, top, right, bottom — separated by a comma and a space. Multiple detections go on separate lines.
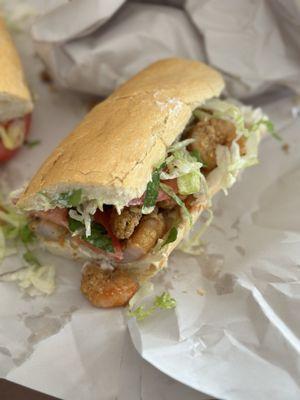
123, 212, 166, 262
110, 206, 142, 239
81, 263, 138, 308
187, 118, 245, 171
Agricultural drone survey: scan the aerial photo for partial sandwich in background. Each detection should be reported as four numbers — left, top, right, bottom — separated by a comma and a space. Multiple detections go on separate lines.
0, 16, 33, 163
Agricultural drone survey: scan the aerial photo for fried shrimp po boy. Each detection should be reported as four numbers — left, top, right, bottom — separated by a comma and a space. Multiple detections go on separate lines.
16, 58, 271, 307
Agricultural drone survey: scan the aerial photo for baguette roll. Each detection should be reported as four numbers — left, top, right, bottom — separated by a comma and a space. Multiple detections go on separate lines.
0, 17, 33, 121
16, 58, 269, 307
17, 58, 224, 210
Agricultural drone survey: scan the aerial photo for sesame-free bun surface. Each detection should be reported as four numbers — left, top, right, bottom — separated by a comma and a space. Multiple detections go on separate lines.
0, 17, 33, 121
18, 58, 224, 210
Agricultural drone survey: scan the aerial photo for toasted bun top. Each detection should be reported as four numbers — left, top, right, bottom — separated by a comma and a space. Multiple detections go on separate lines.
0, 17, 33, 121
17, 58, 224, 211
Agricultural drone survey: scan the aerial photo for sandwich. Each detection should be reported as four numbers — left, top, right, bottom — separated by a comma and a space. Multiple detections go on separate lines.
0, 16, 33, 163
16, 58, 271, 308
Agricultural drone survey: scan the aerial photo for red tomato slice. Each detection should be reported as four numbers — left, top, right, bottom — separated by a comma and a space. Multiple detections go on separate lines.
128, 178, 179, 206
161, 178, 178, 192
31, 208, 69, 229
0, 114, 32, 164
93, 209, 123, 261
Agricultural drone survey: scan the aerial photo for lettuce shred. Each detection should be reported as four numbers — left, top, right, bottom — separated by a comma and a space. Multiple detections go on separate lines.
0, 192, 56, 296
198, 99, 273, 194
128, 292, 176, 321
179, 209, 213, 255
0, 264, 55, 296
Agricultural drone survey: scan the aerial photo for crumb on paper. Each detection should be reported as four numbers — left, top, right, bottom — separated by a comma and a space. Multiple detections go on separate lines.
196, 288, 205, 296
281, 143, 289, 154
40, 69, 53, 84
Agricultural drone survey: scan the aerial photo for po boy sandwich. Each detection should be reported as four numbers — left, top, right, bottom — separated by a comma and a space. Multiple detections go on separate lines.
16, 58, 271, 308
0, 16, 33, 163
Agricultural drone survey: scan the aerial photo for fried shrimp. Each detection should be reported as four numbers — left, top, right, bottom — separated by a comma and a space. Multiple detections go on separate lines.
123, 211, 166, 262
187, 118, 245, 171
110, 206, 142, 239
81, 263, 138, 308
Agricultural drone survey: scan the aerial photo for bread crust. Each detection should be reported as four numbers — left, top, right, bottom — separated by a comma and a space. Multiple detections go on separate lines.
0, 17, 33, 120
17, 58, 224, 210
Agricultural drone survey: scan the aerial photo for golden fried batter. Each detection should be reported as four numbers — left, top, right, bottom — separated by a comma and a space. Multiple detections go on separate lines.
187, 118, 245, 171
124, 212, 166, 257
157, 197, 177, 210
81, 263, 138, 308
110, 206, 142, 239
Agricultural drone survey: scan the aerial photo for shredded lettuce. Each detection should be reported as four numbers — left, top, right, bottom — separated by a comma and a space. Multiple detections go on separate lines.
161, 226, 178, 248
68, 216, 113, 252
161, 148, 202, 180
159, 183, 192, 225
251, 118, 282, 141
23, 250, 41, 266
85, 224, 113, 252
128, 292, 176, 321
201, 98, 248, 139
189, 148, 204, 164
24, 139, 41, 148
161, 143, 206, 198
56, 189, 83, 207
0, 192, 55, 296
128, 281, 154, 309
168, 138, 195, 152
0, 264, 56, 296
177, 171, 201, 196
193, 99, 274, 194
142, 163, 165, 214
179, 209, 213, 255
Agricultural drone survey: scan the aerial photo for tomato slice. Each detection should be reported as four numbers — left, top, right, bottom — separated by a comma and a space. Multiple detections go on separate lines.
31, 208, 69, 229
93, 209, 123, 261
128, 178, 179, 206
0, 114, 32, 163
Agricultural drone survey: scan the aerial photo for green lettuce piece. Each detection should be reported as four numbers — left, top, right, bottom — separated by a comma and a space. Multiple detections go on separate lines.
68, 216, 84, 233
57, 189, 83, 207
161, 227, 178, 248
85, 224, 113, 253
142, 163, 166, 214
159, 183, 192, 225
177, 171, 201, 196
0, 264, 56, 296
68, 216, 113, 252
24, 139, 41, 148
252, 119, 282, 141
20, 224, 36, 245
189, 148, 204, 163
23, 250, 41, 267
128, 292, 176, 321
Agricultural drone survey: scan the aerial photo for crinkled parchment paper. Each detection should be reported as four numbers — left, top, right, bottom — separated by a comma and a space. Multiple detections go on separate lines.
0, 1, 300, 399
31, 0, 300, 98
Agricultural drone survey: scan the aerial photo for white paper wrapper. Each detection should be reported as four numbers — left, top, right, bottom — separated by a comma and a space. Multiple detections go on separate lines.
31, 0, 300, 98
1, 2, 300, 399
128, 97, 300, 399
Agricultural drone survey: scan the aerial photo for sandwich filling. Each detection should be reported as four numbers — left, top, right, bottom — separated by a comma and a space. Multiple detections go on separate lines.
0, 114, 31, 162
25, 99, 272, 265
